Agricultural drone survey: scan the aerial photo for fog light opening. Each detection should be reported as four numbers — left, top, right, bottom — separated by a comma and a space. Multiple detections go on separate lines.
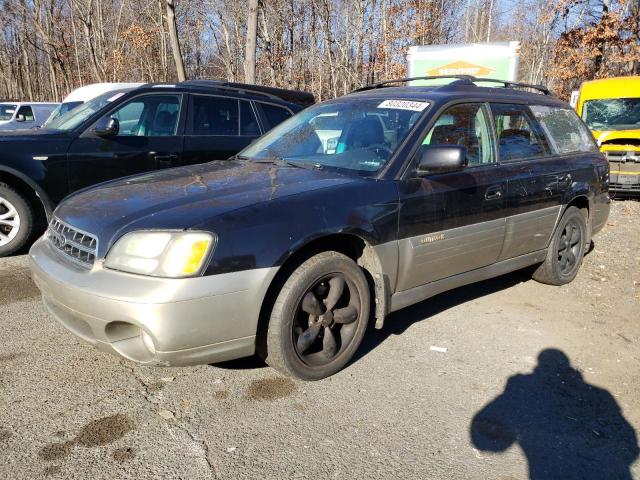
141, 330, 156, 354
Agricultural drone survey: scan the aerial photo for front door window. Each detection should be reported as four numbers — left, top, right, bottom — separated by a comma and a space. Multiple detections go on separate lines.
422, 103, 496, 166
105, 94, 181, 137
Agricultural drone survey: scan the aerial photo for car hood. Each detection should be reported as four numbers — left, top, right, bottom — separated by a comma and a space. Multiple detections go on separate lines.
0, 128, 67, 139
55, 160, 362, 255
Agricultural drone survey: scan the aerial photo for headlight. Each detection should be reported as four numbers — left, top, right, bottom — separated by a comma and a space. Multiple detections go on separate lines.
104, 231, 215, 278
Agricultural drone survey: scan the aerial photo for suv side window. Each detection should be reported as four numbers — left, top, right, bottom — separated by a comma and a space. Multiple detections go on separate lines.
192, 95, 239, 135
108, 94, 181, 136
17, 105, 35, 122
491, 103, 550, 162
529, 105, 597, 154
260, 103, 292, 130
240, 101, 260, 136
422, 103, 495, 166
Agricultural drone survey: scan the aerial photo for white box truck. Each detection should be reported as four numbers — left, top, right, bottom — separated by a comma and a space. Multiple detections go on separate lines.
407, 42, 521, 84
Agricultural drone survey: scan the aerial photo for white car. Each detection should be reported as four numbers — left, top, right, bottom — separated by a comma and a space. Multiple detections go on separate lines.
42, 82, 143, 127
0, 102, 59, 131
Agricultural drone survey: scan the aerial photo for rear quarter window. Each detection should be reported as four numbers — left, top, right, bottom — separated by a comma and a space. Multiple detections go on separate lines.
530, 105, 597, 155
260, 103, 292, 130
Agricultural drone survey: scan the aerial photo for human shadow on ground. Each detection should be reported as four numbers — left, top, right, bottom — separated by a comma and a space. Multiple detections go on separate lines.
470, 349, 639, 480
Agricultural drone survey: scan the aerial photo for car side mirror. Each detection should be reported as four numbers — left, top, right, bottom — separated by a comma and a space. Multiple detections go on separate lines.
15, 114, 25, 122
416, 145, 468, 175
94, 117, 119, 138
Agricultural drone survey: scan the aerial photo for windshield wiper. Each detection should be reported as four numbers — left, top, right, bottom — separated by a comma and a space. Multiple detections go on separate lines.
252, 156, 320, 170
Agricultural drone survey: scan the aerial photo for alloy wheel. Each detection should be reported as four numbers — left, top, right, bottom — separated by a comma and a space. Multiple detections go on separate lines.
0, 196, 20, 247
293, 273, 362, 367
557, 219, 582, 275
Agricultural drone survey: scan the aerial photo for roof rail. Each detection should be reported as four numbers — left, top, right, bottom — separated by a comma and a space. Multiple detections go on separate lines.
352, 75, 551, 95
467, 78, 550, 95
180, 80, 315, 106
352, 75, 476, 92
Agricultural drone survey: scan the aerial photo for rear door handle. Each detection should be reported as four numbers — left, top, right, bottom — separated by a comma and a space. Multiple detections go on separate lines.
558, 173, 572, 186
485, 185, 503, 200
154, 153, 179, 165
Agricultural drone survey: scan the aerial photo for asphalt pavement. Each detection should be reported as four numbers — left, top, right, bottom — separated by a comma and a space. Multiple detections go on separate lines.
1, 200, 639, 479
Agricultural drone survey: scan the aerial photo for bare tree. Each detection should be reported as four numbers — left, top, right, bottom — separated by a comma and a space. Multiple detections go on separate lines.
166, 0, 186, 81
243, 0, 259, 83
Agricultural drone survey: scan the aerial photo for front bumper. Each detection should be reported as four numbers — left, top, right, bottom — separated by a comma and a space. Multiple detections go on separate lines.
29, 237, 277, 366
605, 155, 640, 194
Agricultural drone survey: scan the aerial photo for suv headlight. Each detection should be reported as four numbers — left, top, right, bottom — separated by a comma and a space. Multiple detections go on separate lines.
104, 231, 215, 278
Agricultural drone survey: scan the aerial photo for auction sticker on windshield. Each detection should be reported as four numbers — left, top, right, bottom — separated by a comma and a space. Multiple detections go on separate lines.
377, 99, 429, 111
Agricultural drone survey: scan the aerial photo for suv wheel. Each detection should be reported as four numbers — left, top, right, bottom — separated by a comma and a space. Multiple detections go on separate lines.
532, 206, 587, 286
0, 183, 34, 257
263, 251, 371, 380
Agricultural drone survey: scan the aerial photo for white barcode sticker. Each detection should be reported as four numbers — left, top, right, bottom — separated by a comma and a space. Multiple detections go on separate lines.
377, 99, 429, 112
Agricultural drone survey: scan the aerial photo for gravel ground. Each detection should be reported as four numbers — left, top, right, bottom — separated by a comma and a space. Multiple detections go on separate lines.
1, 199, 639, 480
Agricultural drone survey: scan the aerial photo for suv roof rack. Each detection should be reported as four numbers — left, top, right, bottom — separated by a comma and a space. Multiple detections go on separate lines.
352, 75, 551, 95
180, 80, 315, 106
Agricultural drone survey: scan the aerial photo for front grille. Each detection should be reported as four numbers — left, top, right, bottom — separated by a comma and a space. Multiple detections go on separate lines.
47, 218, 98, 268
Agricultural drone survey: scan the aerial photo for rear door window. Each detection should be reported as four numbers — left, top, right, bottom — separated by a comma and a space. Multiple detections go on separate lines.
491, 103, 551, 162
530, 105, 597, 154
259, 103, 292, 130
191, 95, 239, 135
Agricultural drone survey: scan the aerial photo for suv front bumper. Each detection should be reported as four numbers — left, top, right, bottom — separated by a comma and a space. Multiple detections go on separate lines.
29, 237, 277, 366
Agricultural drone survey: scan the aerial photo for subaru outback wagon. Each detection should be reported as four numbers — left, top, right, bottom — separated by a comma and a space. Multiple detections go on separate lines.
30, 75, 610, 380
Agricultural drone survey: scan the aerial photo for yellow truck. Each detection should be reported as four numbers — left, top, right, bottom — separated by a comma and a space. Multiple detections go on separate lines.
576, 76, 640, 194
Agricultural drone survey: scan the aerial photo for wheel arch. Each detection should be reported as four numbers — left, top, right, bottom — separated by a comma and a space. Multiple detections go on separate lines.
0, 166, 54, 221
564, 194, 592, 246
255, 232, 390, 358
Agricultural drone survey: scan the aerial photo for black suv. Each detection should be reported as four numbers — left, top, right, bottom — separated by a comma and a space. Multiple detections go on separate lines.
29, 76, 610, 380
0, 81, 313, 256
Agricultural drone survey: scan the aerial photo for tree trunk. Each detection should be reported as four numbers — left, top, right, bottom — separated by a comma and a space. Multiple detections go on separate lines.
166, 0, 186, 81
244, 0, 259, 84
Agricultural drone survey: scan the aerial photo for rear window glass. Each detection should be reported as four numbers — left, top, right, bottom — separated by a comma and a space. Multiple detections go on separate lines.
531, 106, 597, 154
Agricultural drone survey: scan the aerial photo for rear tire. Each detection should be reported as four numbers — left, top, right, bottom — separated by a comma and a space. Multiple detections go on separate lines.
532, 206, 587, 286
0, 183, 34, 257
262, 251, 371, 381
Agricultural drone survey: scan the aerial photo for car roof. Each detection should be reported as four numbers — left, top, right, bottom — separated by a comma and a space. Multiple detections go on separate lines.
135, 80, 315, 108
62, 83, 145, 103
0, 102, 59, 106
338, 77, 567, 108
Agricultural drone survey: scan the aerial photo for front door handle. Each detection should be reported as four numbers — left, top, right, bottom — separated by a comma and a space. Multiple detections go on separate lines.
485, 185, 503, 200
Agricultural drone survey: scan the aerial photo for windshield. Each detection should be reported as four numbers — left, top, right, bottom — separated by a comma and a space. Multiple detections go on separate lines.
582, 98, 640, 131
44, 90, 128, 131
0, 104, 16, 121
240, 99, 429, 174
42, 101, 84, 127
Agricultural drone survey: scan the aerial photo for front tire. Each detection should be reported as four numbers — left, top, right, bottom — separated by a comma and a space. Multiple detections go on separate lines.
0, 183, 34, 257
263, 251, 371, 381
532, 206, 587, 286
